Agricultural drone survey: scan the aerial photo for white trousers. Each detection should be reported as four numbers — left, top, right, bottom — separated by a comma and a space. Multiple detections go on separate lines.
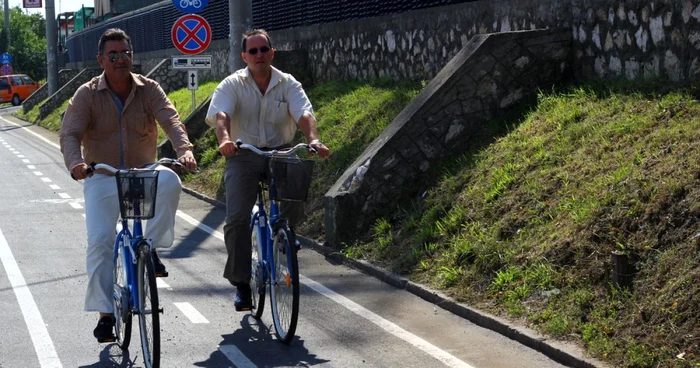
83, 167, 181, 313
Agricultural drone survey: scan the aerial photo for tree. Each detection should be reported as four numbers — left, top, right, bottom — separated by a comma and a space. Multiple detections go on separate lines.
0, 7, 46, 80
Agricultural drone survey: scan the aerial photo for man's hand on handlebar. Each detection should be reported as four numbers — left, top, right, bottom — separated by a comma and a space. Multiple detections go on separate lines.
309, 139, 330, 159
219, 140, 238, 157
70, 162, 91, 180
178, 151, 198, 172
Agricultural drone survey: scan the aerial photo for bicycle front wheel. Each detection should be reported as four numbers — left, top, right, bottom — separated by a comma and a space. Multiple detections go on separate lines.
137, 244, 160, 368
250, 219, 265, 319
113, 241, 132, 349
269, 226, 299, 344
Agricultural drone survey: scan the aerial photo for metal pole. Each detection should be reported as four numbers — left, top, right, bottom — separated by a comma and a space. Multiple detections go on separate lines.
3, 0, 9, 48
228, 0, 252, 73
191, 90, 195, 113
45, 0, 58, 95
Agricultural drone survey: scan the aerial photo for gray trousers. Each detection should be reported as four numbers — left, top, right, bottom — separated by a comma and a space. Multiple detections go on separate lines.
223, 150, 303, 286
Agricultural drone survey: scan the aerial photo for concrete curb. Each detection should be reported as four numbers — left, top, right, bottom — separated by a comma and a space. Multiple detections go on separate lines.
181, 186, 607, 368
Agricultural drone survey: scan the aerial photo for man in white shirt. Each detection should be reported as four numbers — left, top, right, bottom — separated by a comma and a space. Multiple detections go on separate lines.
206, 29, 330, 311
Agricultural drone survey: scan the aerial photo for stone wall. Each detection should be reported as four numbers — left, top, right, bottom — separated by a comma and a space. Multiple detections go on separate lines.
145, 58, 188, 94
22, 69, 81, 113
324, 29, 572, 247
38, 68, 103, 121
571, 0, 700, 81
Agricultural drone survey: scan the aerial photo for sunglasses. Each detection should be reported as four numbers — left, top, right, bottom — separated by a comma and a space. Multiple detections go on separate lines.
246, 46, 270, 55
107, 51, 133, 62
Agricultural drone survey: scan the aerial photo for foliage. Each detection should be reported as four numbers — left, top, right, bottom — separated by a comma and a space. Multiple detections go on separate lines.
0, 6, 47, 80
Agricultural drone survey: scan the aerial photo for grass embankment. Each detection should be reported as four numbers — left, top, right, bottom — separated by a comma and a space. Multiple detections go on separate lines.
343, 83, 700, 368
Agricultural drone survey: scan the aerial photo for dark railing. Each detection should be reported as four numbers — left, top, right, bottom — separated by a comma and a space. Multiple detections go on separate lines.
66, 0, 475, 64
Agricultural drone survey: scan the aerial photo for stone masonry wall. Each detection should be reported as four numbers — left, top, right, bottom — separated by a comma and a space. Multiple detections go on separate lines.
324, 29, 572, 247
38, 68, 103, 121
571, 0, 700, 81
145, 58, 188, 94
22, 69, 80, 114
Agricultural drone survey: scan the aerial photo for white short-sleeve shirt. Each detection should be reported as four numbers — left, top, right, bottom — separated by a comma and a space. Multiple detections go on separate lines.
205, 66, 315, 148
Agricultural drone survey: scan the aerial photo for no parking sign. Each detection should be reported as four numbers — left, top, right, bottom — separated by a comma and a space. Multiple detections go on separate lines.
171, 14, 211, 55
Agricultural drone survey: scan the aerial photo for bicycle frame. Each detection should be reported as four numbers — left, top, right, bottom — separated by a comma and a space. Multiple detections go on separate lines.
250, 181, 283, 289
114, 216, 149, 314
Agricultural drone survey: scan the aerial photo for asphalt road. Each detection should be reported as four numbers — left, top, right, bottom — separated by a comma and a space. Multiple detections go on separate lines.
0, 108, 570, 368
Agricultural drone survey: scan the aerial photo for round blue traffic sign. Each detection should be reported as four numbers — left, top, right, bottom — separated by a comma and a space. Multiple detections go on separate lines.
1, 52, 12, 65
172, 0, 208, 13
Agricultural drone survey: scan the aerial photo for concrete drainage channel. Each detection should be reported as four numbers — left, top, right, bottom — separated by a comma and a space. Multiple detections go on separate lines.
182, 186, 606, 368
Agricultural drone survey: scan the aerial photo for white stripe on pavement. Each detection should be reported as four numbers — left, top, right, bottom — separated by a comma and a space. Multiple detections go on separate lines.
175, 210, 473, 368
300, 275, 475, 368
218, 345, 257, 368
173, 302, 209, 324
0, 229, 63, 368
0, 117, 60, 149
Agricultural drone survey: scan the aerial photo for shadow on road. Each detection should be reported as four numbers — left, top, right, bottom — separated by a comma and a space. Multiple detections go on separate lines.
194, 314, 330, 367
78, 343, 137, 367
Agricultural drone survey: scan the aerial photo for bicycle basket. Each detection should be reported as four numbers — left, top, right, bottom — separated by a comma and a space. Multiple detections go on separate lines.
115, 170, 159, 219
266, 156, 315, 202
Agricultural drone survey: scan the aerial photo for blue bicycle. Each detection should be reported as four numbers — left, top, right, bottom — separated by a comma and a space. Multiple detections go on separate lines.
86, 158, 183, 368
237, 140, 315, 344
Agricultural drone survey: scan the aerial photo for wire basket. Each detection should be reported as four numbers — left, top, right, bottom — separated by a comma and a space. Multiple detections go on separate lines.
115, 170, 159, 219
266, 156, 315, 202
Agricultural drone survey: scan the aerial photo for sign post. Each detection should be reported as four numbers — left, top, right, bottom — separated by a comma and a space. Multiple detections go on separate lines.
171, 1, 211, 112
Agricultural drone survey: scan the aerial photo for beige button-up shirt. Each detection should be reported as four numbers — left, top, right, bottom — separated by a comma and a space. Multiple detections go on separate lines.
205, 66, 314, 148
60, 72, 193, 171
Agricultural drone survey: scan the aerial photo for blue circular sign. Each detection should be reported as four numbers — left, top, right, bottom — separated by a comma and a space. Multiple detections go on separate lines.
1, 52, 12, 65
172, 0, 208, 13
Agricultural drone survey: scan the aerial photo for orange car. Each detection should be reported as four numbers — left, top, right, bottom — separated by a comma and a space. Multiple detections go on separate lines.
0, 74, 41, 106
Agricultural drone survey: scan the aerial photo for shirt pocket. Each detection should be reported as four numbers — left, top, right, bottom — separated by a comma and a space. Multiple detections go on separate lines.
266, 100, 289, 125
134, 112, 157, 136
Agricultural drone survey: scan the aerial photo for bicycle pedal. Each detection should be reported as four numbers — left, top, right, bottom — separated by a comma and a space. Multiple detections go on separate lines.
97, 336, 116, 343
158, 307, 164, 314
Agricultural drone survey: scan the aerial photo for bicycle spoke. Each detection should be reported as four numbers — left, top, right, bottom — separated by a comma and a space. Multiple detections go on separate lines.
270, 227, 299, 344
138, 244, 160, 368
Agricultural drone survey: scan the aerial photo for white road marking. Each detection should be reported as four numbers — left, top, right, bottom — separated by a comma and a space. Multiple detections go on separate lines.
22, 159, 30, 163
0, 117, 59, 149
49, 185, 60, 190
41, 177, 52, 182
175, 210, 473, 368
27, 165, 36, 169
57, 193, 70, 199
300, 275, 475, 368
18, 155, 25, 158
33, 171, 42, 176
219, 345, 257, 368
0, 229, 63, 368
173, 302, 209, 324
30, 199, 84, 204
156, 278, 171, 289
69, 202, 83, 210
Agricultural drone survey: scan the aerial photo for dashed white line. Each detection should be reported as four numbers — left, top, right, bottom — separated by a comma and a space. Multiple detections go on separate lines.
22, 159, 30, 163
69, 202, 83, 210
156, 278, 171, 289
18, 155, 25, 158
58, 193, 70, 199
49, 185, 60, 190
33, 172, 42, 176
27, 165, 36, 169
41, 178, 52, 182
0, 229, 63, 368
173, 302, 210, 324
219, 345, 257, 368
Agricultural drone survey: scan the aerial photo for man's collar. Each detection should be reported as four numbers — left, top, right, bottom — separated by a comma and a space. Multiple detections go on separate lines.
242, 66, 287, 87
97, 72, 144, 91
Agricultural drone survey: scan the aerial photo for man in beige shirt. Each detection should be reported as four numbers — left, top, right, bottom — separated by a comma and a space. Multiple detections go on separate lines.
205, 29, 329, 312
60, 28, 197, 343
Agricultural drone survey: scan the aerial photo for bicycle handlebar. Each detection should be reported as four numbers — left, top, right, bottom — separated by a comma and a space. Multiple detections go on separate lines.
235, 139, 316, 156
71, 158, 185, 180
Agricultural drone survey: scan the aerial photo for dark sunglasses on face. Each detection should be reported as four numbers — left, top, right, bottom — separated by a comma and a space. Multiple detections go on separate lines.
107, 51, 133, 62
247, 46, 270, 55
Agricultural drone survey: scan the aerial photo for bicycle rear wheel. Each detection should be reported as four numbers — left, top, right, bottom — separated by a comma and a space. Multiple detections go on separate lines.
269, 226, 299, 344
249, 218, 265, 319
113, 240, 132, 349
137, 244, 160, 368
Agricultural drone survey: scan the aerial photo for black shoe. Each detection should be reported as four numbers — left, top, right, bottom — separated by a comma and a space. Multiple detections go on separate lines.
151, 250, 168, 278
93, 316, 115, 343
234, 283, 252, 312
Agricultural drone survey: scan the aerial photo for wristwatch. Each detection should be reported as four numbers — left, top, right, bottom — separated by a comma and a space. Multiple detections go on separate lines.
310, 139, 323, 146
